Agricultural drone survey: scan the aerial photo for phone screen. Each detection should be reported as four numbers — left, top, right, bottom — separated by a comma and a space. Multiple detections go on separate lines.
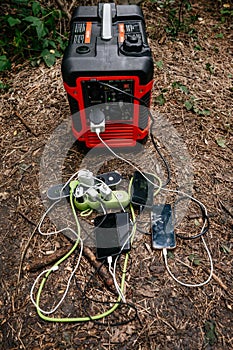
131, 171, 154, 208
151, 204, 176, 249
94, 212, 130, 259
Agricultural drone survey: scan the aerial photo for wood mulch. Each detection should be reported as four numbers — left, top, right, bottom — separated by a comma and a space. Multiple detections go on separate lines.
0, 1, 232, 349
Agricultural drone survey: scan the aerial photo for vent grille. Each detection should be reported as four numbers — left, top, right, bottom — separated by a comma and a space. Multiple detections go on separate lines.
85, 124, 136, 147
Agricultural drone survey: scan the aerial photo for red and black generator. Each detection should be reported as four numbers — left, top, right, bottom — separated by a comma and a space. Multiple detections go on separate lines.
61, 3, 154, 148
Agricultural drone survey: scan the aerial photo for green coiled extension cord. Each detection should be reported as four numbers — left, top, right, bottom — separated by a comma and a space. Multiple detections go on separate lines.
35, 188, 137, 323
34, 172, 162, 322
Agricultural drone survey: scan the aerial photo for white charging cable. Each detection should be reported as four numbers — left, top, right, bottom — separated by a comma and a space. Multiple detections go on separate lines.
96, 131, 213, 287
162, 234, 213, 287
30, 238, 83, 314
107, 256, 126, 303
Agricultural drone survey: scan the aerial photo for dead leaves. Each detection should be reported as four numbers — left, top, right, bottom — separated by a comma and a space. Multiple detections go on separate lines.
0, 192, 9, 200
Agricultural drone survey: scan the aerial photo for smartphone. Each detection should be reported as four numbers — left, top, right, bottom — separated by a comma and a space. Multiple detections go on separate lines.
94, 212, 131, 260
131, 171, 154, 208
151, 204, 176, 249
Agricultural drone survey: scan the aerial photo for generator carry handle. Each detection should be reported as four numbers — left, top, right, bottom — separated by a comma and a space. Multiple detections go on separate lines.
101, 3, 113, 40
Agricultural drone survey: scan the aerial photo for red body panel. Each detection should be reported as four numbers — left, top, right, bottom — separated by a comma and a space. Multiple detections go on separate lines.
64, 75, 153, 148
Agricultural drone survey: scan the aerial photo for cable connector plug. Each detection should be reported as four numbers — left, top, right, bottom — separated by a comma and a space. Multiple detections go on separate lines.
99, 183, 112, 201
78, 170, 95, 187
89, 108, 105, 133
51, 266, 59, 272
74, 185, 84, 198
107, 256, 113, 268
162, 248, 167, 258
86, 187, 99, 202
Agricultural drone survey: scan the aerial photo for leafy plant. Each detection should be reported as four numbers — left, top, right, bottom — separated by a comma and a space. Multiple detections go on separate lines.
155, 93, 166, 105
172, 81, 189, 94
216, 138, 226, 148
0, 0, 68, 70
220, 6, 233, 22
204, 320, 218, 346
150, 0, 175, 10
0, 55, 11, 71
0, 79, 9, 90
184, 97, 210, 116
194, 44, 202, 51
165, 0, 198, 38
167, 251, 174, 259
215, 32, 224, 38
188, 254, 201, 266
206, 63, 215, 74
155, 60, 163, 69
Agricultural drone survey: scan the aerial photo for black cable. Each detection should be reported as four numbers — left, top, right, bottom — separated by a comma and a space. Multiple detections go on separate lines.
70, 210, 138, 325
81, 259, 141, 326
72, 245, 138, 326
97, 80, 171, 187
149, 121, 171, 187
173, 196, 210, 240
97, 81, 142, 104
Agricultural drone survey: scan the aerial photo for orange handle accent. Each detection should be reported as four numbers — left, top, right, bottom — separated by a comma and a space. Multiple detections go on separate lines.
118, 23, 125, 43
85, 22, 92, 44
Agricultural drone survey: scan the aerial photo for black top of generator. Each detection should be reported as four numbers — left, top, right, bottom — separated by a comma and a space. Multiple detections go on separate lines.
62, 3, 154, 86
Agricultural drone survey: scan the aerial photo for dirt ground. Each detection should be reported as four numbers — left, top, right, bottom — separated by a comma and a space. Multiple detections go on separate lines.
0, 1, 232, 349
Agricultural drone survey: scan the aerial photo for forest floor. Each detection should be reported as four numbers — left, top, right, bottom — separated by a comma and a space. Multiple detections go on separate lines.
0, 1, 232, 349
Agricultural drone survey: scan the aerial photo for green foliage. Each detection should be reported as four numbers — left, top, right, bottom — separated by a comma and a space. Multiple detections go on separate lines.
216, 138, 226, 148
155, 93, 166, 105
159, 0, 198, 38
205, 63, 214, 74
184, 96, 210, 116
155, 60, 163, 69
171, 80, 211, 115
188, 254, 201, 266
172, 81, 189, 94
194, 44, 202, 51
150, 0, 175, 9
215, 32, 224, 39
0, 0, 68, 71
184, 99, 193, 111
150, 0, 232, 40
167, 251, 174, 259
220, 6, 233, 22
204, 320, 218, 346
0, 55, 11, 71
0, 79, 10, 90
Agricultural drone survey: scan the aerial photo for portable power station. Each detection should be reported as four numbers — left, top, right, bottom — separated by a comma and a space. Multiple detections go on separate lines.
62, 3, 154, 148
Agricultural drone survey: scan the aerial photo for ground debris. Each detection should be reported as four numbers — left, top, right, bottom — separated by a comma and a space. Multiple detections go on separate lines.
0, 1, 232, 349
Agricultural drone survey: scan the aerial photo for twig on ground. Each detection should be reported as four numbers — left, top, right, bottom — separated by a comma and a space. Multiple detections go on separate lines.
202, 267, 228, 291
17, 211, 37, 227
219, 200, 233, 218
83, 246, 114, 289
14, 111, 38, 137
68, 0, 77, 13
174, 257, 228, 290
25, 243, 114, 291
25, 245, 72, 272
55, 0, 71, 21
17, 222, 40, 285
